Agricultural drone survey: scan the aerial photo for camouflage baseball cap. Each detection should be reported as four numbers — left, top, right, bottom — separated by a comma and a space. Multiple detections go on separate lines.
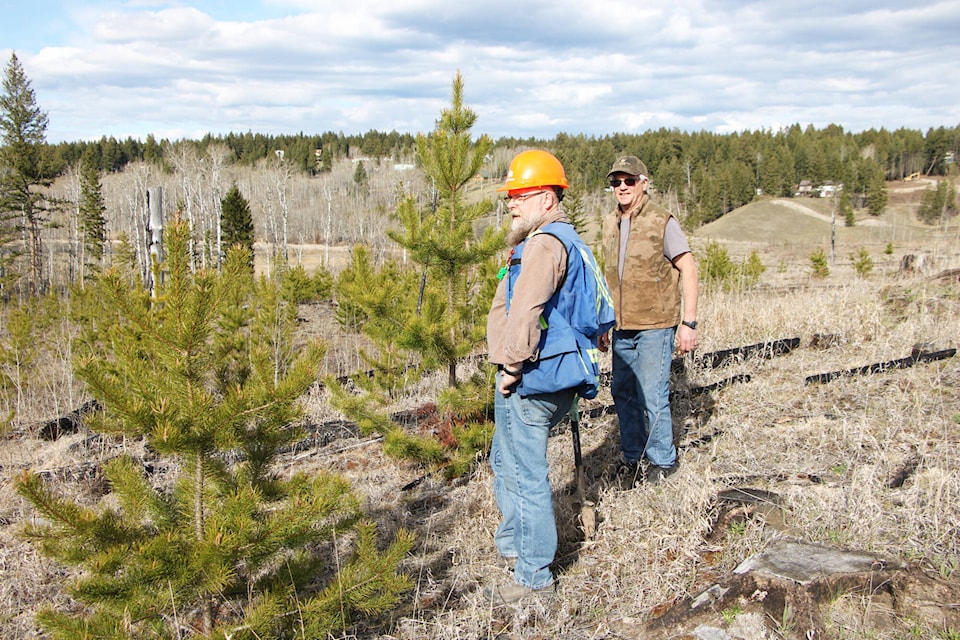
607, 156, 648, 178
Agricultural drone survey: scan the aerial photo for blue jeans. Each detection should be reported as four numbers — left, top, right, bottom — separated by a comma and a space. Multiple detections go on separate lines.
611, 327, 678, 468
491, 375, 574, 589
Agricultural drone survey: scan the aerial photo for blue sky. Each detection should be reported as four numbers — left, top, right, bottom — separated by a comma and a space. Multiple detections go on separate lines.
2, 0, 958, 144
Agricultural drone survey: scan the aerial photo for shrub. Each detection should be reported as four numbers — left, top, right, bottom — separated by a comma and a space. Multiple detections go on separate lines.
700, 241, 766, 291
281, 263, 333, 303
741, 250, 767, 287
851, 247, 874, 278
809, 247, 830, 278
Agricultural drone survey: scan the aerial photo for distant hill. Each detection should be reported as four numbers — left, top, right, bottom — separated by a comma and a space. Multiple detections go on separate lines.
692, 179, 954, 249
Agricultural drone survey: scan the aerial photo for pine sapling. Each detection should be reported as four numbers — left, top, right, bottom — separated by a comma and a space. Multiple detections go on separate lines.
16, 218, 413, 639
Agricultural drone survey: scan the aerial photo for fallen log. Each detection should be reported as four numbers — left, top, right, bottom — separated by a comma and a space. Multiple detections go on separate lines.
673, 337, 800, 372
38, 399, 102, 440
686, 373, 751, 396
805, 348, 956, 385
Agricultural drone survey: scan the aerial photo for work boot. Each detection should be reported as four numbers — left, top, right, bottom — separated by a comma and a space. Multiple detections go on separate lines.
647, 463, 678, 485
612, 457, 644, 489
483, 580, 557, 605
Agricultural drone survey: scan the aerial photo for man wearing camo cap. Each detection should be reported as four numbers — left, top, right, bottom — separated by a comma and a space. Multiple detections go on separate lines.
600, 155, 699, 487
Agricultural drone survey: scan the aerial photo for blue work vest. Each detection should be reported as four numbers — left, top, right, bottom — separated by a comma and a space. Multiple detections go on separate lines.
506, 222, 615, 399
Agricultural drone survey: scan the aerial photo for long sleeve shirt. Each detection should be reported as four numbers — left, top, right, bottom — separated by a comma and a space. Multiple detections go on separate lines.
487, 214, 569, 367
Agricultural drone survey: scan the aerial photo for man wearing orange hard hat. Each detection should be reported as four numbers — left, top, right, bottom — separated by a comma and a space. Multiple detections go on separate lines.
485, 150, 614, 605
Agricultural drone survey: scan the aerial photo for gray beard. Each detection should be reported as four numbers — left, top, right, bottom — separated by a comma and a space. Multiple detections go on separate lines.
506, 212, 547, 246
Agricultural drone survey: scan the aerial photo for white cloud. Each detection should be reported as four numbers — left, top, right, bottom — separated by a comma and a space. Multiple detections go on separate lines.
91, 7, 215, 43
4, 0, 958, 143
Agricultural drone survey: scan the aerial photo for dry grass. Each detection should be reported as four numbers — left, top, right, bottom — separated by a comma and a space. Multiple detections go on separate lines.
1, 191, 959, 639
413, 273, 956, 639
323, 232, 959, 638
372, 227, 959, 638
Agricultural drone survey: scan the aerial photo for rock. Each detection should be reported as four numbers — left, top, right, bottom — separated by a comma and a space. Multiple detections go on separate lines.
641, 538, 959, 639
733, 538, 904, 585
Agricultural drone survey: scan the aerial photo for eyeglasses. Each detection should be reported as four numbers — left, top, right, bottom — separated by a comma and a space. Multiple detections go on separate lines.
609, 177, 643, 188
503, 190, 547, 203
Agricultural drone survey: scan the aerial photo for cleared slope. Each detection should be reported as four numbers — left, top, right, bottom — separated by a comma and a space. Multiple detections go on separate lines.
693, 195, 945, 248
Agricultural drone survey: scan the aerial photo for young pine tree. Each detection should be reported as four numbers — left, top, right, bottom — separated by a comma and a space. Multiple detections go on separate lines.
16, 218, 413, 640
78, 153, 107, 281
851, 247, 874, 278
329, 72, 501, 475
865, 164, 888, 216
809, 246, 830, 278
840, 187, 855, 227
219, 183, 254, 267
389, 71, 504, 388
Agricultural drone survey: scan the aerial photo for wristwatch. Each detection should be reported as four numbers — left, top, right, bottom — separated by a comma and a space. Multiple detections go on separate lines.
681, 320, 698, 330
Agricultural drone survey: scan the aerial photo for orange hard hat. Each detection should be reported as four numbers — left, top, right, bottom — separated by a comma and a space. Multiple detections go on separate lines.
497, 150, 570, 192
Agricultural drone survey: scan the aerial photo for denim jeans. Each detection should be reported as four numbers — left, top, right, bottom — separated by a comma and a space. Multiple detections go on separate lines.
491, 375, 574, 589
611, 327, 678, 468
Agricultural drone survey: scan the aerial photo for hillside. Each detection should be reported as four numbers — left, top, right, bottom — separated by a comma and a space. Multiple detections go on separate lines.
693, 177, 955, 251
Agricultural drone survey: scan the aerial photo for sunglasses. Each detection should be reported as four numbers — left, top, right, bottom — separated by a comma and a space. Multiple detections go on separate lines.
609, 177, 642, 188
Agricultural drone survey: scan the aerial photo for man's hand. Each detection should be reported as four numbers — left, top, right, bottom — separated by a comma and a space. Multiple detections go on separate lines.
497, 362, 523, 397
598, 332, 610, 353
676, 324, 698, 354
498, 369, 523, 396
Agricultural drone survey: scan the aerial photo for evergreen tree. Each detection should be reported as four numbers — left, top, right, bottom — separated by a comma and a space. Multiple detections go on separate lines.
220, 183, 254, 267
0, 293, 63, 420
809, 247, 830, 278
0, 52, 53, 295
328, 72, 501, 476
111, 231, 140, 288
388, 71, 503, 388
335, 244, 422, 394
917, 179, 958, 226
865, 162, 888, 216
839, 187, 856, 227
16, 219, 413, 639
99, 135, 124, 172
851, 247, 874, 278
353, 159, 369, 195
143, 133, 163, 165
655, 156, 687, 201
78, 152, 107, 279
758, 142, 796, 197
691, 165, 722, 225
562, 185, 590, 236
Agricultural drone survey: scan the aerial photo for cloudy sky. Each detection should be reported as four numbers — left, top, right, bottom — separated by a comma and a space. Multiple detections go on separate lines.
2, 0, 958, 144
